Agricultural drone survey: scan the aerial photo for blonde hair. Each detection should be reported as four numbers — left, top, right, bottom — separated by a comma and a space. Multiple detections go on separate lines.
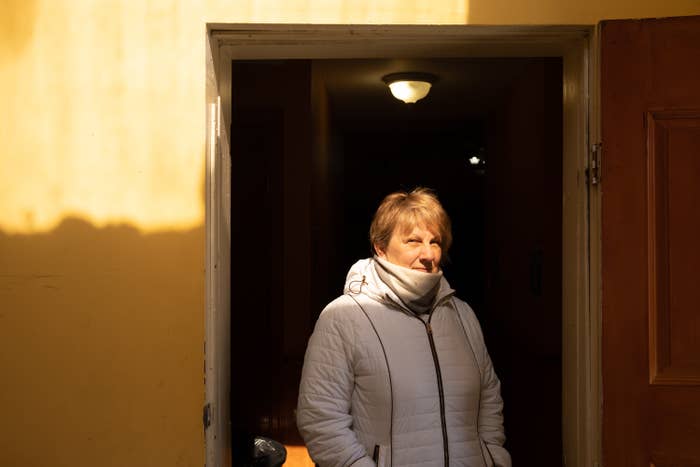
369, 187, 452, 262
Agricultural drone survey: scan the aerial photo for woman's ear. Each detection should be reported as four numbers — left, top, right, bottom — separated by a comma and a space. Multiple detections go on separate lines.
373, 243, 385, 258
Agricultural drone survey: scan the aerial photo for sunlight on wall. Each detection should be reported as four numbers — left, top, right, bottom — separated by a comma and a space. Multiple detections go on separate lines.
0, 0, 469, 234
0, 1, 204, 233
207, 0, 469, 24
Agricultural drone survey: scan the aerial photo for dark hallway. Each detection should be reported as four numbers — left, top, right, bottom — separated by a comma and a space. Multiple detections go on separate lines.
229, 57, 562, 466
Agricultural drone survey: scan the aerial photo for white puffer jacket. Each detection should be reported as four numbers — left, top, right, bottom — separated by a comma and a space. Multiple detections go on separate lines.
297, 258, 511, 467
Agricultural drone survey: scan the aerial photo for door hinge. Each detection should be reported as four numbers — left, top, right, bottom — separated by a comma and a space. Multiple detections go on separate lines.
588, 142, 602, 186
203, 402, 212, 431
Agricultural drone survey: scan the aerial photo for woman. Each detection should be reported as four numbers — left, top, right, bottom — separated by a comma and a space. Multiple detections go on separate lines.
297, 188, 510, 467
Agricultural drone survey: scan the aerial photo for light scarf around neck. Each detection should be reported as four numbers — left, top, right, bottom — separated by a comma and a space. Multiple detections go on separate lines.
374, 256, 443, 314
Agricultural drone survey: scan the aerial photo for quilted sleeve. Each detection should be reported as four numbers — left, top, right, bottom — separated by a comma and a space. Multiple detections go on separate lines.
459, 303, 512, 467
297, 299, 375, 467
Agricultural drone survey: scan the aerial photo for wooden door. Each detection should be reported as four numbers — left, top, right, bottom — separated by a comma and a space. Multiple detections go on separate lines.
601, 16, 700, 467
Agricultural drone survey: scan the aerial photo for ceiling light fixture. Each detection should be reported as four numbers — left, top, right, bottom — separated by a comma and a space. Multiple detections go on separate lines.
382, 72, 437, 104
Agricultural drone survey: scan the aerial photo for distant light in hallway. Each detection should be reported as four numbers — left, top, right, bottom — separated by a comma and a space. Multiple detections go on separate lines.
469, 156, 481, 165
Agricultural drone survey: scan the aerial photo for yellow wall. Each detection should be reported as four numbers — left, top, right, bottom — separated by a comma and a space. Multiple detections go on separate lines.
1, 1, 699, 466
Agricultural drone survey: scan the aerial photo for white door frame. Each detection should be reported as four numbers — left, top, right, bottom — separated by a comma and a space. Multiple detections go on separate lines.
205, 23, 600, 467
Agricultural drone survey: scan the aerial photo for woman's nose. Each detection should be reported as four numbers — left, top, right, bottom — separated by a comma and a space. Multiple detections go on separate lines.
419, 243, 435, 260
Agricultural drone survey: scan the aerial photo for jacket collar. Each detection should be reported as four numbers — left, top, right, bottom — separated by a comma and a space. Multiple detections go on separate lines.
344, 257, 455, 314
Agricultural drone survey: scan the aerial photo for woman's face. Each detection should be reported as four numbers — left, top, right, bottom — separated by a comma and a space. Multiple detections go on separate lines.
376, 224, 442, 273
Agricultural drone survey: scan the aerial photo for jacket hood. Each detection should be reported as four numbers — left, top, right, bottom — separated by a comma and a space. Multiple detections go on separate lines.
343, 258, 455, 313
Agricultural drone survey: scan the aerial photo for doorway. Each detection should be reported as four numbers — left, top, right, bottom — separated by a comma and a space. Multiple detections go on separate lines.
205, 24, 597, 467
230, 56, 563, 465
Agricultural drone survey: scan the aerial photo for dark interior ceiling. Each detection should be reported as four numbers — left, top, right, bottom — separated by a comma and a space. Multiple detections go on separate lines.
314, 57, 538, 129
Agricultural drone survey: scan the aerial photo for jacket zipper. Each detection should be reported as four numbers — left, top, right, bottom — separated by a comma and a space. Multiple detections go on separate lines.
424, 318, 449, 467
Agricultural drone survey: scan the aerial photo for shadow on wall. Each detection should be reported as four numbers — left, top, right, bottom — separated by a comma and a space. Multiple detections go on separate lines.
0, 0, 37, 64
0, 216, 205, 467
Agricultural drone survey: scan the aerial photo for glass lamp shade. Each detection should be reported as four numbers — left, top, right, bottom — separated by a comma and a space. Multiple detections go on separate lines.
387, 80, 432, 104
382, 72, 437, 104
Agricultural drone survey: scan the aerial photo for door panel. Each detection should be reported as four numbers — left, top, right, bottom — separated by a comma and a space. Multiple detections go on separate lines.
601, 15, 700, 467
647, 110, 700, 387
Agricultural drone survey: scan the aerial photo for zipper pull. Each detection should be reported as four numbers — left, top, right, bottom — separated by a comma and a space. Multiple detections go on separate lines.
426, 322, 433, 334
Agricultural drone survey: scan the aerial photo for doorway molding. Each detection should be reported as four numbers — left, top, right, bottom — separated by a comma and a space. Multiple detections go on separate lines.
205, 23, 598, 467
